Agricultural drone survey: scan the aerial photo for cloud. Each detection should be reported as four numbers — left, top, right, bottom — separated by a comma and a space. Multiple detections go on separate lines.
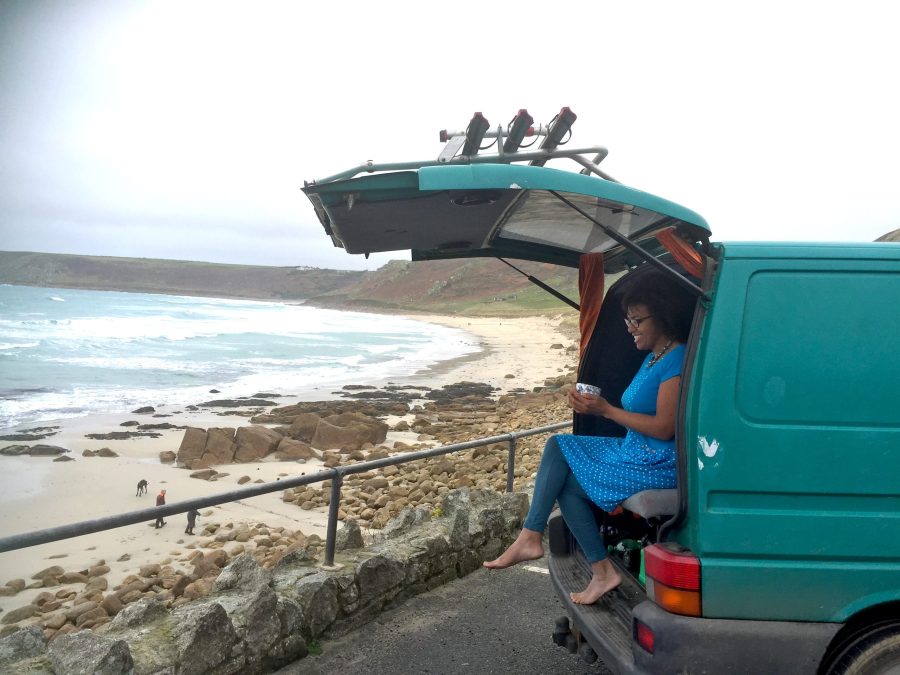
1, 1, 899, 271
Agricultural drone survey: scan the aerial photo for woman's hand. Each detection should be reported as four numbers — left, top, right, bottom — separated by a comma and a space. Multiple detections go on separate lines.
585, 376, 681, 440
567, 388, 613, 417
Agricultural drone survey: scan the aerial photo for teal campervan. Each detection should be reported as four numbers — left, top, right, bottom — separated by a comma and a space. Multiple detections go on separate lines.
302, 111, 900, 674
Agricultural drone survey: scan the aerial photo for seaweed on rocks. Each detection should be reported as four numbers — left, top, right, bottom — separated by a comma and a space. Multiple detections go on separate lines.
0, 426, 60, 441
199, 398, 278, 408
85, 431, 163, 440
426, 382, 497, 404
338, 390, 424, 403
252, 400, 409, 425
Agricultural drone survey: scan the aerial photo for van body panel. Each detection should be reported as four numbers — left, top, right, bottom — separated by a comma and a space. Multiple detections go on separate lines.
705, 241, 900, 259
679, 244, 900, 621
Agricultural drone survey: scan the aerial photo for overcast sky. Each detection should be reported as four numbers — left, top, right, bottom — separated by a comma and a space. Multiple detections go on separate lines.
1, 1, 898, 270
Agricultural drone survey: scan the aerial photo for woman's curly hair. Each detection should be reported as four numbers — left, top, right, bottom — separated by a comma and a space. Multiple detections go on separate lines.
620, 271, 694, 343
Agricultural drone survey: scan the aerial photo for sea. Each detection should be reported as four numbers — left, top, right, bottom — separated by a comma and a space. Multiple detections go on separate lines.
0, 285, 481, 431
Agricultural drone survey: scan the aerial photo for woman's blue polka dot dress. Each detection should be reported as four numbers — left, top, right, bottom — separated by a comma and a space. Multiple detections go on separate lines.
558, 344, 685, 512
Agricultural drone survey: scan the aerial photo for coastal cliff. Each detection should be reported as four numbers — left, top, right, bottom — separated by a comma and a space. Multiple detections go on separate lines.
0, 251, 363, 302
0, 251, 580, 315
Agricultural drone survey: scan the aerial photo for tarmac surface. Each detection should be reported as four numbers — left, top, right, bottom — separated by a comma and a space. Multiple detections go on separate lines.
278, 558, 613, 675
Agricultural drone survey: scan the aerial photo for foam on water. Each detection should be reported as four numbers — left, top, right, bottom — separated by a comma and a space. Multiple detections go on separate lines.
0, 285, 480, 429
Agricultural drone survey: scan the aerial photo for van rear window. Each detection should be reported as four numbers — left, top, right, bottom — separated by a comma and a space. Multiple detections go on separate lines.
736, 271, 900, 427
498, 190, 678, 253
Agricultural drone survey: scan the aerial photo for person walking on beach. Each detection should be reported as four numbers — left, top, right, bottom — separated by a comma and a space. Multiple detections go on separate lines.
155, 489, 167, 528
185, 508, 200, 535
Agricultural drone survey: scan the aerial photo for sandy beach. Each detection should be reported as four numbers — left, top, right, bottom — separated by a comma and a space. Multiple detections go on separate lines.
0, 312, 578, 616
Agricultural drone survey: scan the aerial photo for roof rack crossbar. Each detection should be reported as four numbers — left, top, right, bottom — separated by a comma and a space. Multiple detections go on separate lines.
578, 153, 618, 182
308, 145, 611, 186
306, 108, 618, 186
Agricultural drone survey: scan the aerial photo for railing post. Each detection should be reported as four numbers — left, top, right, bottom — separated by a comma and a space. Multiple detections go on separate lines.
506, 436, 517, 493
324, 473, 344, 567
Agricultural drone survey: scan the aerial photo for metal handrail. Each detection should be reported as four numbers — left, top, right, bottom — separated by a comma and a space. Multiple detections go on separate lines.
0, 421, 572, 565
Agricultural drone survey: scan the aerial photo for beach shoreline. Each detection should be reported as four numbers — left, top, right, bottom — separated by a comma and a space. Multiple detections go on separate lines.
0, 312, 578, 615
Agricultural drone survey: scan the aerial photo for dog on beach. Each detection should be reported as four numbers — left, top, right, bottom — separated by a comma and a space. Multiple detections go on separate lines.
136, 479, 148, 496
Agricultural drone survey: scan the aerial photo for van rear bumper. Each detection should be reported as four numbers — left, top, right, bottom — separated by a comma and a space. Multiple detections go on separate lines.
550, 552, 840, 674
547, 515, 840, 673
630, 601, 840, 674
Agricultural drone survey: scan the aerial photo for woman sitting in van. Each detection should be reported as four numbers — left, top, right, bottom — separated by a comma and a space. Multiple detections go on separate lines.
484, 272, 687, 605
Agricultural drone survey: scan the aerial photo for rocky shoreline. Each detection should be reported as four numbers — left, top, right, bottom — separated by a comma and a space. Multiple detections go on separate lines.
169, 379, 573, 526
0, 312, 580, 670
0, 380, 577, 675
0, 375, 574, 641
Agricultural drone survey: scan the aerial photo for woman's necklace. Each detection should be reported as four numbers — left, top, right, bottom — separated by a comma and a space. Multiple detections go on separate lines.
647, 340, 673, 368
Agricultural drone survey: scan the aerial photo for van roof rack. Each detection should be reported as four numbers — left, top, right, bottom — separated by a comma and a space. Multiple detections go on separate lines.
302, 110, 709, 302
306, 107, 618, 186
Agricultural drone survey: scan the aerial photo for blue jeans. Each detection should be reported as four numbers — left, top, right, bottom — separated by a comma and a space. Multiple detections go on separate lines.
523, 435, 606, 563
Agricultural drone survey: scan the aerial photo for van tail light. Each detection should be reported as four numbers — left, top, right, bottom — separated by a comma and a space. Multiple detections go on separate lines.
634, 619, 655, 654
644, 543, 702, 617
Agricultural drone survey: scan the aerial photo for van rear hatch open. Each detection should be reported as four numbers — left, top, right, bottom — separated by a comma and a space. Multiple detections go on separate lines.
303, 152, 715, 673
302, 164, 710, 272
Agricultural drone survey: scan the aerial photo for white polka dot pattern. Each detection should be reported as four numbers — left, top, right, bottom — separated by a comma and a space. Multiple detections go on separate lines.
559, 345, 685, 511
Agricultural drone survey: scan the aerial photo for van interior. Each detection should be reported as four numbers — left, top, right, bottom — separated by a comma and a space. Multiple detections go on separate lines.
571, 258, 702, 580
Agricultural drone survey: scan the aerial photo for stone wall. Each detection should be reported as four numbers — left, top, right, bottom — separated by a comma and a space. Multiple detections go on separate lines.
0, 487, 528, 674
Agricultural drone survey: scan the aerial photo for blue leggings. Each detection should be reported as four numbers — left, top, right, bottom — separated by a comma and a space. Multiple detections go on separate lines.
523, 435, 607, 563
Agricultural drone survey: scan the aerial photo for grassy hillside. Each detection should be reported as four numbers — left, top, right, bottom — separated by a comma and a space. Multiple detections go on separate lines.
0, 251, 581, 315
308, 258, 581, 316
0, 251, 363, 301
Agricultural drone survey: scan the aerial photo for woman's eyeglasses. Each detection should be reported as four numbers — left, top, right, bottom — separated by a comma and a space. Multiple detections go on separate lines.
624, 315, 652, 328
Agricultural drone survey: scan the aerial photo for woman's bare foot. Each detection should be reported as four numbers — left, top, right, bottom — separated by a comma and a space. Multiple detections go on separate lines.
570, 559, 622, 604
483, 529, 544, 570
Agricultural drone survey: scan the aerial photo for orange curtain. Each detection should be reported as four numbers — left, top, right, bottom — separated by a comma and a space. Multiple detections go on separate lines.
578, 252, 605, 361
656, 228, 704, 279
